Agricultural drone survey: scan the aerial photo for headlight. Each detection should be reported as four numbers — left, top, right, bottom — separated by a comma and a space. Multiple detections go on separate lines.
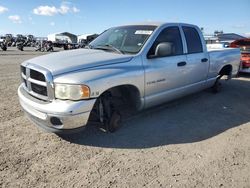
55, 84, 90, 100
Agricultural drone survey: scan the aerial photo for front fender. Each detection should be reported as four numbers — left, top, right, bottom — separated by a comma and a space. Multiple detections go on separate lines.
53, 56, 145, 100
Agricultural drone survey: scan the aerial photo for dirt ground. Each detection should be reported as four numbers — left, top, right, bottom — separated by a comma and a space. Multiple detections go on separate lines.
0, 47, 250, 188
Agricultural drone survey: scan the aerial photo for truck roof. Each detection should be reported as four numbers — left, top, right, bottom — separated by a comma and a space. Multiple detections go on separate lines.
116, 22, 197, 28
127, 22, 165, 26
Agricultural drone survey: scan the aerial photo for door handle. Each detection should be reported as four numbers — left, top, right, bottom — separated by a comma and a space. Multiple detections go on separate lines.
201, 58, 208, 62
177, 61, 187, 67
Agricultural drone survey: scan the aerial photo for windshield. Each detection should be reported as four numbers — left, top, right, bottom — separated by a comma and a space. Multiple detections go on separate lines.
89, 25, 157, 54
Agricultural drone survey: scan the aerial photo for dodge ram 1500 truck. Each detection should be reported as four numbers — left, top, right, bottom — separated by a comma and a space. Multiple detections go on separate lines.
18, 22, 241, 133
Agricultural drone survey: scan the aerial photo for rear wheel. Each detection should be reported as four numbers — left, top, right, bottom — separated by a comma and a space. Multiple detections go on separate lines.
212, 77, 222, 93
212, 65, 233, 93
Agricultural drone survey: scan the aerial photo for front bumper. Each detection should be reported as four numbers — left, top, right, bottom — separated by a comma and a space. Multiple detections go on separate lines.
18, 85, 96, 133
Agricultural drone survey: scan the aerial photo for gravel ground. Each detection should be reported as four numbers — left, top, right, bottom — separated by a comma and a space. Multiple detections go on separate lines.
0, 47, 250, 188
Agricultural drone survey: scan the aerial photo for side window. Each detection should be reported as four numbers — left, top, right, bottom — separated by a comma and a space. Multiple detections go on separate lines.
183, 26, 203, 53
148, 27, 183, 57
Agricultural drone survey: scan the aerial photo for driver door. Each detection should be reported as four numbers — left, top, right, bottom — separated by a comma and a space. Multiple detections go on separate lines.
143, 26, 188, 108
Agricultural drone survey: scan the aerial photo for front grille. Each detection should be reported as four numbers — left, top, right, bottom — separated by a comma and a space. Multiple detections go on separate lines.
31, 83, 47, 96
30, 69, 45, 81
21, 65, 52, 100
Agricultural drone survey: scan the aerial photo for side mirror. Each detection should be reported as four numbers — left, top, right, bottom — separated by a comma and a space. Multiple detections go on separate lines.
155, 42, 173, 57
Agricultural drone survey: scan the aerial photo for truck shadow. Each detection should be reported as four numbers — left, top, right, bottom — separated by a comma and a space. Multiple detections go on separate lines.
59, 78, 250, 149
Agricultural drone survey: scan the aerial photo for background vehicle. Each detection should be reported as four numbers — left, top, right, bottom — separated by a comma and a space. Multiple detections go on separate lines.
45, 41, 54, 52
16, 42, 24, 51
34, 40, 44, 51
15, 34, 26, 51
5, 34, 15, 46
0, 37, 7, 51
78, 34, 99, 48
230, 39, 250, 73
207, 42, 230, 49
35, 40, 54, 52
18, 22, 240, 133
25, 35, 36, 47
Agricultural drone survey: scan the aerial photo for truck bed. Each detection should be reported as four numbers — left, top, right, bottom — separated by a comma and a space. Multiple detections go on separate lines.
207, 48, 241, 78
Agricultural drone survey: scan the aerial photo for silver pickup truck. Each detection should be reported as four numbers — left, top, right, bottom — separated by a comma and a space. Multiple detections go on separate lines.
18, 22, 240, 133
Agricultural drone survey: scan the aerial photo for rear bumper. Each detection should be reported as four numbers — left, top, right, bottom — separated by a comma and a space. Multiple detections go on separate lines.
18, 85, 96, 133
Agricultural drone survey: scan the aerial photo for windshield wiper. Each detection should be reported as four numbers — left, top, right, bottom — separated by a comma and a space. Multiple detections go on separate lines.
93, 44, 124, 54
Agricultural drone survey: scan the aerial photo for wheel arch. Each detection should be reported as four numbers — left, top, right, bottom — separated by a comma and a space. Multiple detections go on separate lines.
219, 64, 233, 76
98, 84, 143, 111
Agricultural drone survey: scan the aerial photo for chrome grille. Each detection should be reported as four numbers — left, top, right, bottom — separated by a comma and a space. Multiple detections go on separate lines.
21, 64, 54, 101
31, 83, 47, 96
30, 69, 46, 81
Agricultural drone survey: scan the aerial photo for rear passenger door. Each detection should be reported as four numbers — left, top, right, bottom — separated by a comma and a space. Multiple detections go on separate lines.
182, 26, 209, 85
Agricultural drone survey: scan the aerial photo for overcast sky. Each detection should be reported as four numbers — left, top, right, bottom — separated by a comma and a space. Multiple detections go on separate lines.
0, 0, 249, 37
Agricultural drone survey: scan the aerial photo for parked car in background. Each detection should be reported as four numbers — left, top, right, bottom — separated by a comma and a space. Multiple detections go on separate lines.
207, 42, 230, 49
34, 40, 54, 52
25, 35, 36, 47
230, 39, 250, 73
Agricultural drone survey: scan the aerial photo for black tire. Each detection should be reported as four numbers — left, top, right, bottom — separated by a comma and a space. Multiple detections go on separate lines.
108, 111, 122, 133
63, 45, 68, 50
18, 46, 24, 51
212, 77, 222, 93
93, 93, 122, 133
2, 46, 7, 51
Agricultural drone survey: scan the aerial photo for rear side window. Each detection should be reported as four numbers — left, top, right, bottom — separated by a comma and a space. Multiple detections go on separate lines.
148, 26, 183, 57
183, 26, 203, 53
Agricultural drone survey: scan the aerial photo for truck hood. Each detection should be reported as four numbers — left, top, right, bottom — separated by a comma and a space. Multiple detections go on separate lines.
25, 49, 134, 76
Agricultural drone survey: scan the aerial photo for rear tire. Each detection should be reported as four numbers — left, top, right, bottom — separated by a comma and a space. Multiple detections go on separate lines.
212, 77, 222, 93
